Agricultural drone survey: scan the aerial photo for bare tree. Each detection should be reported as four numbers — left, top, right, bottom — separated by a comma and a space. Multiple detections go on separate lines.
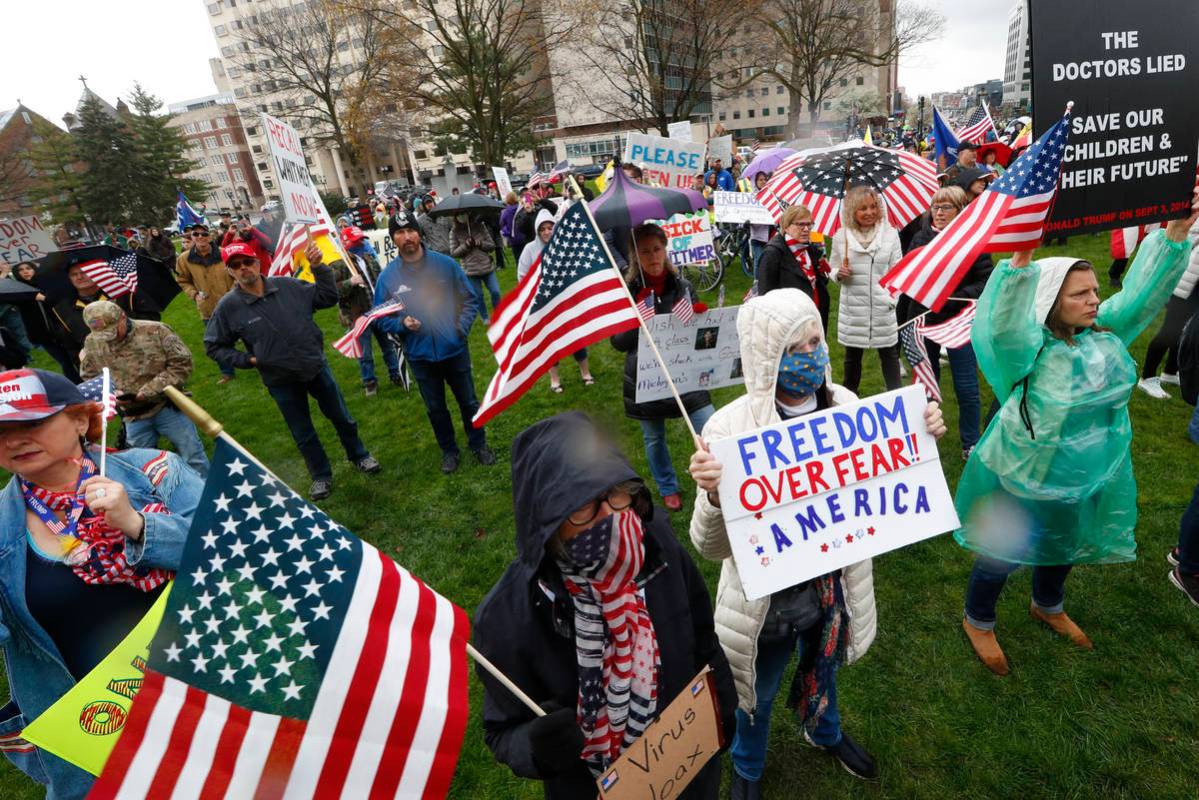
559, 0, 765, 136
232, 0, 404, 191
348, 0, 568, 167
746, 0, 945, 137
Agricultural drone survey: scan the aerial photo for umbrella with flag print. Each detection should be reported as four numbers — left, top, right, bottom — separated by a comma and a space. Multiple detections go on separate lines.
588, 161, 707, 232
756, 141, 940, 237
36, 245, 180, 313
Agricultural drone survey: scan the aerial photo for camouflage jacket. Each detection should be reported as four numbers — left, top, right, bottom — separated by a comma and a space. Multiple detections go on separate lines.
80, 320, 194, 420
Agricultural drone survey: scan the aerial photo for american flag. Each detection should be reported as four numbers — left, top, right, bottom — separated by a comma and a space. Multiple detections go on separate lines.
1110, 223, 1162, 259
547, 160, 571, 181
898, 322, 941, 402
78, 253, 138, 299
757, 144, 938, 236
77, 374, 118, 420
749, 139, 761, 154
473, 201, 640, 427
637, 291, 656, 323
268, 222, 336, 277
332, 300, 406, 358
90, 439, 470, 799
881, 107, 1073, 312
525, 171, 547, 191
956, 102, 996, 145
671, 295, 694, 324
916, 301, 976, 349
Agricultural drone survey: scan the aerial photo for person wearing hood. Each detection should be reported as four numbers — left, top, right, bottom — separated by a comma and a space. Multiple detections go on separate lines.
519, 210, 596, 392
450, 212, 500, 325
472, 411, 737, 800
688, 288, 947, 798
610, 223, 712, 512
138, 226, 176, 263
954, 191, 1199, 676
757, 205, 832, 332
898, 186, 994, 459
950, 165, 993, 199
829, 186, 903, 394
417, 196, 452, 254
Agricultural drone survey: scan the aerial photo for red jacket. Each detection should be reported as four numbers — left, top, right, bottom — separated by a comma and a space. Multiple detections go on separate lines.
220, 227, 274, 264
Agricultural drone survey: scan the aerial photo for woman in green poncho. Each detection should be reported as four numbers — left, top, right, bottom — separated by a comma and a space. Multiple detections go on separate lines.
956, 192, 1199, 676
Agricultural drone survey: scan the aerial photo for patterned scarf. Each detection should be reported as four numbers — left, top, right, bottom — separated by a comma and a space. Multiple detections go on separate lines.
557, 509, 660, 776
786, 237, 830, 289
787, 573, 849, 732
21, 455, 172, 592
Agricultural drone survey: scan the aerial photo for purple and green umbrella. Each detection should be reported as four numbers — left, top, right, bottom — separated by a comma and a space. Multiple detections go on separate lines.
587, 165, 707, 231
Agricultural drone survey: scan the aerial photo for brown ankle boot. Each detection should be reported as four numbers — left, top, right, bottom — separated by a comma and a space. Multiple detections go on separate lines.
961, 618, 1010, 675
1029, 604, 1093, 650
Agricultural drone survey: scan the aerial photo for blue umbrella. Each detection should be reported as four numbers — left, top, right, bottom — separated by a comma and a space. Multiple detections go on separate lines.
742, 148, 797, 182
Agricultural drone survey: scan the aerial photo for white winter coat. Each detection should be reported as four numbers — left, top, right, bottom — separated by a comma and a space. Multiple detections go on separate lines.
689, 287, 877, 714
829, 223, 903, 348
1174, 219, 1199, 300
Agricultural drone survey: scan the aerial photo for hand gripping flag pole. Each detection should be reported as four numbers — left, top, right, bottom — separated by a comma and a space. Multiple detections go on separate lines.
566, 176, 703, 446
163, 386, 547, 719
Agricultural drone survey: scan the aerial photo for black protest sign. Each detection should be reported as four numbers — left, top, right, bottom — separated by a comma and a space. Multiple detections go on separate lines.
1030, 0, 1198, 235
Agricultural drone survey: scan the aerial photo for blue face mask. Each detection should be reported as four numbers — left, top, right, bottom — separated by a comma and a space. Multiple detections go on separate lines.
777, 343, 829, 396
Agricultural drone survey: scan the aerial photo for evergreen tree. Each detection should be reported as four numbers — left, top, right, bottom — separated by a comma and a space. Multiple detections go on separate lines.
126, 84, 207, 226
71, 94, 141, 226
26, 120, 87, 225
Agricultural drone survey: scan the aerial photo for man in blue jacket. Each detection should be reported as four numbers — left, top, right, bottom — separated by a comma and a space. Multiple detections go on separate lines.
374, 210, 497, 474
705, 158, 735, 191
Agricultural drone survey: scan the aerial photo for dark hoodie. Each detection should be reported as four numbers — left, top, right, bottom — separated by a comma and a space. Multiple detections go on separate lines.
472, 412, 737, 800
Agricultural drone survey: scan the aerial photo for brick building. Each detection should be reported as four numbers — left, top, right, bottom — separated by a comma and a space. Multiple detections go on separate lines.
167, 93, 265, 214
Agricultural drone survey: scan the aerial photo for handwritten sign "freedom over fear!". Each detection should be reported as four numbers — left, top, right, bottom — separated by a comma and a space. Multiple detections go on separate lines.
708, 386, 959, 600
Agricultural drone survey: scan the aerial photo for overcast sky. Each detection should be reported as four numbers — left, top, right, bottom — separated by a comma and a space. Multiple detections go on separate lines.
1, 0, 1011, 125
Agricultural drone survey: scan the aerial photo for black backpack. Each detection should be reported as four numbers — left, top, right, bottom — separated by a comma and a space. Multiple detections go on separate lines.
1179, 310, 1199, 406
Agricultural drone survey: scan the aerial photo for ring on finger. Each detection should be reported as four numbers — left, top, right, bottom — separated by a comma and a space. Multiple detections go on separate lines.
93, 487, 108, 499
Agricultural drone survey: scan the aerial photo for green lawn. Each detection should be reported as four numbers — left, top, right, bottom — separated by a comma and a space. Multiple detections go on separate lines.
3, 233, 1198, 799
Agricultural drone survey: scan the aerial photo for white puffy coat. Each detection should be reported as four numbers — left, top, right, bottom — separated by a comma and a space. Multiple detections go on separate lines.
829, 223, 903, 348
689, 288, 877, 714
1174, 219, 1199, 299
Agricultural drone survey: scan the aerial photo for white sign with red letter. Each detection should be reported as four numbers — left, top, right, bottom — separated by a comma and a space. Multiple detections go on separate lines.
261, 113, 319, 224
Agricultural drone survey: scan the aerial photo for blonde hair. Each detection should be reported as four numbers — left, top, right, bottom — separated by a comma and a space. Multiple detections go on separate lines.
930, 186, 969, 214
842, 186, 882, 232
504, 191, 518, 204
779, 204, 813, 230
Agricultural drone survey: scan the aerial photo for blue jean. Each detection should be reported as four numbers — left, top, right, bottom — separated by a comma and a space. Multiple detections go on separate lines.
750, 240, 767, 278
125, 405, 210, 478
731, 628, 841, 781
964, 555, 1073, 631
1189, 403, 1199, 445
1178, 479, 1199, 574
357, 323, 400, 385
638, 404, 715, 497
408, 349, 486, 456
470, 272, 502, 323
265, 365, 370, 480
0, 305, 32, 357
927, 340, 981, 450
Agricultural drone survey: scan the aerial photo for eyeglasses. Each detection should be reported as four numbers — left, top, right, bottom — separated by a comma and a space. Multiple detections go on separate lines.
789, 221, 814, 230
226, 258, 256, 270
931, 204, 957, 213
193, 231, 210, 238
567, 488, 634, 526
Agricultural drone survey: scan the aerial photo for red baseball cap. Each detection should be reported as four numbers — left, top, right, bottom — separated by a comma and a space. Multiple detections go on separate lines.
221, 242, 258, 264
340, 226, 366, 247
0, 369, 86, 422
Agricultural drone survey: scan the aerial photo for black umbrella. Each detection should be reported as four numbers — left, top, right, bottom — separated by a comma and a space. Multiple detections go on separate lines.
36, 245, 181, 312
587, 162, 707, 231
424, 193, 505, 218
0, 278, 43, 303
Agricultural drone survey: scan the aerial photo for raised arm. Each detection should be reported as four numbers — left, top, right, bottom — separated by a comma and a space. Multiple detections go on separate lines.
972, 249, 1044, 404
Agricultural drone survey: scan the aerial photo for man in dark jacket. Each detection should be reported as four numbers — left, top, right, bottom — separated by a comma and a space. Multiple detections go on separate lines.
204, 241, 381, 500
373, 210, 495, 474
473, 411, 738, 800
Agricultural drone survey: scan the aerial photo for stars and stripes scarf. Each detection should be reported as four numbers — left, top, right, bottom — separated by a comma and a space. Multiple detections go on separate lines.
556, 509, 659, 776
21, 455, 172, 591
786, 237, 829, 289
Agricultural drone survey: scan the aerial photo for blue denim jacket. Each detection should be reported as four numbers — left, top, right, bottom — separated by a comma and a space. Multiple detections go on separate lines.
373, 248, 479, 363
0, 447, 201, 799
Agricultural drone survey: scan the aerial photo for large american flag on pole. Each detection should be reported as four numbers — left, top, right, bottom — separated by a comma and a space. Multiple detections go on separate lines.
473, 201, 640, 427
881, 106, 1073, 312
90, 438, 470, 799
78, 253, 138, 299
956, 102, 996, 144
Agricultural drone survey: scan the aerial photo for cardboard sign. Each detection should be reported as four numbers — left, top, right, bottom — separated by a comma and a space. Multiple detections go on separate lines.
623, 133, 708, 190
667, 121, 693, 142
22, 585, 172, 775
492, 166, 513, 198
261, 113, 319, 223
597, 668, 722, 800
708, 135, 733, 165
712, 192, 775, 225
708, 386, 959, 601
648, 212, 714, 269
0, 216, 55, 265
635, 305, 742, 403
1030, 0, 1199, 235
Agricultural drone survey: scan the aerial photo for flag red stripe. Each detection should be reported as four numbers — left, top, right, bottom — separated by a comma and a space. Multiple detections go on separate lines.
144, 684, 208, 800
197, 703, 253, 800
87, 669, 168, 800
251, 715, 307, 800
367, 573, 436, 798
316, 548, 402, 794
419, 603, 471, 800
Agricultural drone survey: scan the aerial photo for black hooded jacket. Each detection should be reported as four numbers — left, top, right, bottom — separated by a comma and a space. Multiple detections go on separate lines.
472, 412, 737, 800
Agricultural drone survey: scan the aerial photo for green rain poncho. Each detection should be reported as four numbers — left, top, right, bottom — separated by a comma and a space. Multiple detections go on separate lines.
954, 230, 1190, 565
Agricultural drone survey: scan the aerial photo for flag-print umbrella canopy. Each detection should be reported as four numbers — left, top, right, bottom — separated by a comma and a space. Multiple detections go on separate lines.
757, 140, 939, 236
36, 244, 181, 310
742, 147, 797, 182
588, 164, 707, 231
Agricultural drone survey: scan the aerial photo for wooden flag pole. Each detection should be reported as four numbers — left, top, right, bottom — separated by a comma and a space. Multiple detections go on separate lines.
567, 176, 702, 446
163, 386, 549, 719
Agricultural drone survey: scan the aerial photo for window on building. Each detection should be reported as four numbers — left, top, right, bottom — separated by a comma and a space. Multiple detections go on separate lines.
220, 45, 234, 57
760, 87, 769, 97
762, 108, 770, 116
856, 76, 864, 86
233, 168, 245, 182
263, 179, 274, 189
733, 111, 741, 120
227, 67, 242, 79
184, 123, 197, 134
823, 101, 832, 110
748, 109, 755, 118
227, 153, 239, 164
840, 78, 848, 87
216, 117, 227, 129
257, 162, 268, 171
776, 85, 784, 94
718, 112, 726, 121
777, 107, 785, 115
208, 1, 222, 13
414, 150, 427, 160
214, 24, 227, 35
221, 134, 233, 146
245, 125, 258, 136
198, 119, 213, 131
745, 88, 754, 98
204, 136, 218, 149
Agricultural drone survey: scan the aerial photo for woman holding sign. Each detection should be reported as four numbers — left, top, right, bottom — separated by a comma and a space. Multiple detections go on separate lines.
687, 289, 947, 797
0, 368, 201, 798
611, 223, 712, 512
955, 192, 1199, 676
